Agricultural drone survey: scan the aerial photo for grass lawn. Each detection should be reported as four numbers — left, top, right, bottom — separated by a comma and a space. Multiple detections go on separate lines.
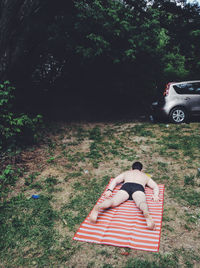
0, 120, 200, 267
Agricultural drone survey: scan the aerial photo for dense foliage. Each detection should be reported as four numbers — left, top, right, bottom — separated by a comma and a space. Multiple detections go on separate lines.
0, 81, 42, 149
0, 0, 200, 118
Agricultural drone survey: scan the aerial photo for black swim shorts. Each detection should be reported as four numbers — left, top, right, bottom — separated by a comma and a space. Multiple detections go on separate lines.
120, 182, 145, 200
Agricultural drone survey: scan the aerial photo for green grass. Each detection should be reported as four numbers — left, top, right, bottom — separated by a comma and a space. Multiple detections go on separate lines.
61, 176, 109, 231
169, 185, 200, 206
129, 124, 156, 137
124, 252, 179, 268
0, 194, 59, 266
184, 175, 195, 186
123, 249, 200, 268
24, 172, 39, 186
158, 132, 200, 158
46, 156, 56, 163
1, 121, 200, 267
0, 165, 22, 200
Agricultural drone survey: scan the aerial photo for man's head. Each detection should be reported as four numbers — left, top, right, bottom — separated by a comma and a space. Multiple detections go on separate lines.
132, 161, 143, 171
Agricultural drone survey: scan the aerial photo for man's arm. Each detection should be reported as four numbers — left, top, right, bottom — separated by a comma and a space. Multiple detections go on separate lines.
104, 173, 125, 198
147, 178, 159, 202
108, 173, 125, 191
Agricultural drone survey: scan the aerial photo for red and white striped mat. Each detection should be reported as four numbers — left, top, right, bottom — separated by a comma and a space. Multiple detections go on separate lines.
73, 179, 165, 252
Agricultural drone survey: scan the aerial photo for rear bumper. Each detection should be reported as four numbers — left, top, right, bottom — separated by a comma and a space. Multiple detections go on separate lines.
150, 105, 169, 119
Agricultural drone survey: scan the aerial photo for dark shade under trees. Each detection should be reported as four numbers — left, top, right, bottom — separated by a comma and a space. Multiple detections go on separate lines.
0, 0, 200, 120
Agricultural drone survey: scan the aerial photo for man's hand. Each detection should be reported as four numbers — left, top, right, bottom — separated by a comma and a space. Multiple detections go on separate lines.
104, 190, 112, 198
152, 195, 160, 202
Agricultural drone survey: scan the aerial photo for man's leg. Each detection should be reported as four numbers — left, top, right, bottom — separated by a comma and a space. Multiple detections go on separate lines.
89, 190, 129, 223
132, 191, 156, 230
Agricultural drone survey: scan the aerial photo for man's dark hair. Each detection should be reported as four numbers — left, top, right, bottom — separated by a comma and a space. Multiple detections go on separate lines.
132, 161, 143, 171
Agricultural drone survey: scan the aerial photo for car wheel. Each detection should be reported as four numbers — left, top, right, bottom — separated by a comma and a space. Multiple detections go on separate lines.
169, 107, 187, 124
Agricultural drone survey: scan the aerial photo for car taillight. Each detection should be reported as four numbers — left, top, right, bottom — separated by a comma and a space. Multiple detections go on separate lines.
163, 83, 170, 96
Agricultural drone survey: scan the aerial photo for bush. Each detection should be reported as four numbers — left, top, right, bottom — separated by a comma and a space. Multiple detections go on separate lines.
0, 81, 43, 149
0, 165, 22, 201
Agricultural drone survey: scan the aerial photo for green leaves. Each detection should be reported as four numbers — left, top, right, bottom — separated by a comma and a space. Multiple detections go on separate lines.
163, 52, 189, 79
0, 81, 43, 149
0, 81, 14, 108
190, 29, 200, 37
0, 165, 20, 199
1, 0, 200, 117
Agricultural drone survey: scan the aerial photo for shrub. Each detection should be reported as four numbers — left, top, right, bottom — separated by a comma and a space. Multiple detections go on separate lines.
0, 81, 43, 149
0, 165, 22, 200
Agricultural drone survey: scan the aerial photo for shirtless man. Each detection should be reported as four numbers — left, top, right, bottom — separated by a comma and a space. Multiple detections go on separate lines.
89, 161, 159, 230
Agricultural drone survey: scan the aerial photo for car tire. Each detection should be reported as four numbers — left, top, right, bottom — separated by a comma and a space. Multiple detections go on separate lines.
169, 107, 187, 124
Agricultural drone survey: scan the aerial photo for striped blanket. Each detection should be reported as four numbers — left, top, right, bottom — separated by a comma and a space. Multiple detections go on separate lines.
73, 179, 165, 252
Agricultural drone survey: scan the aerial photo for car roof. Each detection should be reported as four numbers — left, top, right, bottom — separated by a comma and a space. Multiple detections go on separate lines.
169, 80, 200, 85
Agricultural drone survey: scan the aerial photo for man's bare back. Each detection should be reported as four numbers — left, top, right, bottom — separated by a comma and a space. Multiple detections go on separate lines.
112, 169, 150, 189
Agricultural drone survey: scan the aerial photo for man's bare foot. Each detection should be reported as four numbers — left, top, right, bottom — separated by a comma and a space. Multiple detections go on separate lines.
146, 215, 156, 230
89, 205, 100, 223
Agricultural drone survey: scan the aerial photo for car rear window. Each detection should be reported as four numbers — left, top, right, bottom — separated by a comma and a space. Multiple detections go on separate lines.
173, 82, 200, 95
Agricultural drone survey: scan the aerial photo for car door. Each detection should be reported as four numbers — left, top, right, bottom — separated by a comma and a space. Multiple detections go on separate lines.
171, 82, 200, 115
186, 83, 200, 115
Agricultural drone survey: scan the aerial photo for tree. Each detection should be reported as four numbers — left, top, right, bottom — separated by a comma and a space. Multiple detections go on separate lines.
0, 0, 200, 118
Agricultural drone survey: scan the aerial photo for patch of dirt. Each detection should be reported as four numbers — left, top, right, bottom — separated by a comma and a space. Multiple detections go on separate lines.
51, 182, 73, 211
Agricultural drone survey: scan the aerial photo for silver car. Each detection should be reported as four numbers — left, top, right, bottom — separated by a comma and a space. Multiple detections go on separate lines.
151, 80, 200, 123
